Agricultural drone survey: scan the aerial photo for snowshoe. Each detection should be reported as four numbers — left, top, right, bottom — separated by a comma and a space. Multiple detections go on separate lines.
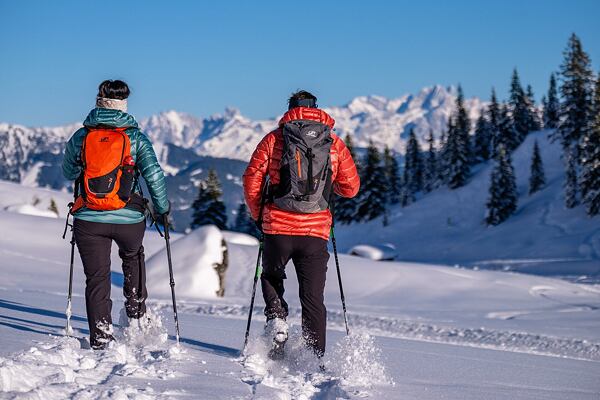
264, 317, 288, 360
268, 339, 286, 360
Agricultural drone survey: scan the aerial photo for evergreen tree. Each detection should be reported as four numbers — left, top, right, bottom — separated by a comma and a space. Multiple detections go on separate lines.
509, 68, 531, 144
485, 145, 518, 225
555, 33, 594, 157
487, 88, 501, 157
580, 73, 600, 216
190, 169, 227, 230
543, 73, 560, 129
383, 145, 402, 204
357, 140, 387, 220
472, 111, 492, 162
335, 134, 360, 223
564, 147, 579, 209
423, 130, 438, 192
404, 128, 423, 192
437, 120, 450, 185
526, 84, 542, 132
497, 103, 519, 152
48, 198, 59, 216
233, 202, 260, 238
529, 140, 546, 195
445, 86, 471, 189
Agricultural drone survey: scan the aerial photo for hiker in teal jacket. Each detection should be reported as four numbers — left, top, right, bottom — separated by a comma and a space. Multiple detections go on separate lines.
62, 79, 169, 349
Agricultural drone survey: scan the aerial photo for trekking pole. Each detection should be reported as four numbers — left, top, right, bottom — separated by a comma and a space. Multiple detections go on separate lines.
62, 181, 79, 336
242, 183, 269, 354
330, 198, 350, 336
162, 214, 181, 344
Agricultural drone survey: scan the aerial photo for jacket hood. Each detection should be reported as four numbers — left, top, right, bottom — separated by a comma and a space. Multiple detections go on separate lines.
279, 107, 335, 129
83, 108, 139, 129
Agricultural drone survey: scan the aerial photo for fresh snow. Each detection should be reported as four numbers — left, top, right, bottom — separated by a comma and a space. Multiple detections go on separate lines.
337, 130, 600, 282
147, 225, 224, 299
0, 199, 599, 398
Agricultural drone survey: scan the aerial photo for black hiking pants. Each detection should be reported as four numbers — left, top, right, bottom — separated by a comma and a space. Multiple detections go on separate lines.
74, 219, 147, 348
261, 234, 329, 357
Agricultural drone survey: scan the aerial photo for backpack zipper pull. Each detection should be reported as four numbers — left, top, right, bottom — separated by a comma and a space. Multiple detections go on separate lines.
295, 149, 302, 179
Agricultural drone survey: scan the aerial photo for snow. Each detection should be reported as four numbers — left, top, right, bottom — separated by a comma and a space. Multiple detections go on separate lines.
20, 161, 46, 187
349, 244, 397, 260
146, 225, 223, 299
337, 130, 600, 282
0, 184, 599, 398
0, 180, 71, 218
4, 203, 60, 218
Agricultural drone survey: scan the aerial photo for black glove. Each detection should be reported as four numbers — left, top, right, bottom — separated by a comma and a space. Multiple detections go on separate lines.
154, 200, 171, 220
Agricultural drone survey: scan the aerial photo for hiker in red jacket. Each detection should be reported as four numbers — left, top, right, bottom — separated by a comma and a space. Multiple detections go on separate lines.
243, 90, 360, 358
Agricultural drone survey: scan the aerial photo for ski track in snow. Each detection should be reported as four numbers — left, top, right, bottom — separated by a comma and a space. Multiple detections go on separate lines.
151, 301, 600, 363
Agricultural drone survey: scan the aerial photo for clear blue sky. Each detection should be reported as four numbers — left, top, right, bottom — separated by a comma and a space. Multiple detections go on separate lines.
1, 0, 599, 126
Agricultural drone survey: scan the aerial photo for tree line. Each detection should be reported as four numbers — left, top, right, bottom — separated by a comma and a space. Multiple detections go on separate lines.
189, 33, 599, 234
337, 33, 599, 226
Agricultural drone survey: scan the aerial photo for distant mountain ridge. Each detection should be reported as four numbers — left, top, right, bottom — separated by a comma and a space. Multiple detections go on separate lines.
0, 85, 485, 229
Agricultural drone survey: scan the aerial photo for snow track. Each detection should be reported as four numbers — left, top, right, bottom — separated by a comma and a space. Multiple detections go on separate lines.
153, 301, 600, 362
0, 308, 184, 399
240, 328, 393, 400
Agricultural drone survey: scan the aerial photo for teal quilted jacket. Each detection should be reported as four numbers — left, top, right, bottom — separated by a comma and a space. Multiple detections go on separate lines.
62, 108, 169, 224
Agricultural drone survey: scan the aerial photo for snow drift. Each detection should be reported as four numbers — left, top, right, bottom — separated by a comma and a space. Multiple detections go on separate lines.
146, 225, 225, 299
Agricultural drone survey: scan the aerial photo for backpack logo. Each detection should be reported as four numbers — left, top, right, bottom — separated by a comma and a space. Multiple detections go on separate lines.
100, 137, 109, 143
306, 130, 318, 138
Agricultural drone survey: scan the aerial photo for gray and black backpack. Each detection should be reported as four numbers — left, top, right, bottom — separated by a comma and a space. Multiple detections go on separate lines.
271, 120, 333, 213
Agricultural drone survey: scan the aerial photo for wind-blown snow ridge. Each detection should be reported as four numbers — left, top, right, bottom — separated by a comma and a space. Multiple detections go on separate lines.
152, 301, 600, 362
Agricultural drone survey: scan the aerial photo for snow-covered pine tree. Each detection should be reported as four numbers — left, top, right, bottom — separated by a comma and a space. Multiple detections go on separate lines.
335, 134, 360, 223
423, 130, 438, 192
509, 68, 531, 144
580, 73, 600, 216
487, 88, 501, 158
233, 202, 260, 238
526, 85, 542, 132
473, 111, 492, 162
543, 73, 560, 129
529, 140, 546, 195
564, 147, 579, 209
555, 33, 594, 158
383, 145, 402, 204
357, 140, 387, 221
445, 85, 471, 189
485, 145, 518, 225
190, 169, 228, 230
497, 103, 519, 152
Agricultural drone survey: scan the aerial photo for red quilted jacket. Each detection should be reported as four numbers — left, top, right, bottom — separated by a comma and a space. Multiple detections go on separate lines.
243, 107, 360, 240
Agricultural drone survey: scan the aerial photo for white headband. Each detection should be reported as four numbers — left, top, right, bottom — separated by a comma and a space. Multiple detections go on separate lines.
96, 97, 128, 112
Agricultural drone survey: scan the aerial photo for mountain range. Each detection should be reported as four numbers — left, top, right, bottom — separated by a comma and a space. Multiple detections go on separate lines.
0, 85, 484, 229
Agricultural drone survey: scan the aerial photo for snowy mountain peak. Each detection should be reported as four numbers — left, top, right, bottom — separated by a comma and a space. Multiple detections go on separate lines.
1, 85, 485, 188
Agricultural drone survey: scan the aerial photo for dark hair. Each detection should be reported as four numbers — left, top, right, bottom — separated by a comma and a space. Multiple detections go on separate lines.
288, 90, 317, 110
98, 79, 130, 100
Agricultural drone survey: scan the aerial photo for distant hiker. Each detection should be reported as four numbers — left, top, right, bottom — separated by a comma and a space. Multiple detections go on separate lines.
243, 90, 360, 358
62, 80, 169, 350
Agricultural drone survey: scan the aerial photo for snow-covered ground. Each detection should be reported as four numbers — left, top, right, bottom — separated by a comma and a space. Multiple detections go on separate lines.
0, 199, 599, 399
337, 130, 600, 283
